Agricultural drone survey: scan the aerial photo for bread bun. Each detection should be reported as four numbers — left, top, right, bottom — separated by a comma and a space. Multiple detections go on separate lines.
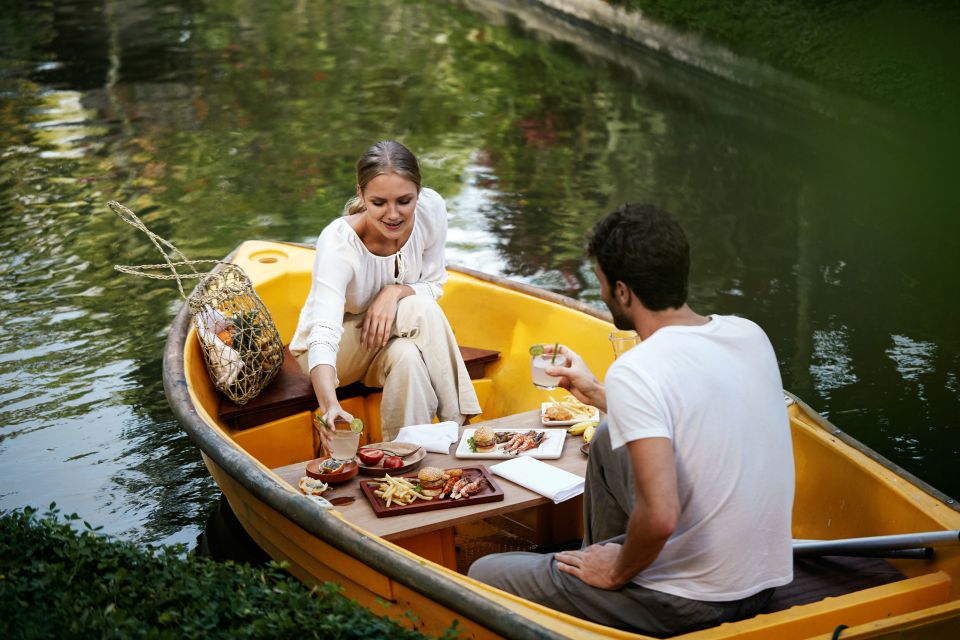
473, 426, 496, 452
418, 466, 445, 496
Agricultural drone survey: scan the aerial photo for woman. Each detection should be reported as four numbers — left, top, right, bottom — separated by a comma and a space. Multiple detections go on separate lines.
289, 141, 480, 442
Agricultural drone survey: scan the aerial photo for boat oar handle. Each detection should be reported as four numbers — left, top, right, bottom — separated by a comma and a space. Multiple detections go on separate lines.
793, 530, 960, 557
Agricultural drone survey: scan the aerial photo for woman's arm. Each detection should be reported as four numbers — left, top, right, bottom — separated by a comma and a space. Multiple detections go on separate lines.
361, 283, 414, 351
406, 187, 447, 300
309, 364, 355, 455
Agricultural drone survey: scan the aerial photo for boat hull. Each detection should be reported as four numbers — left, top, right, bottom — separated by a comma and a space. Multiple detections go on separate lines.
165, 241, 960, 639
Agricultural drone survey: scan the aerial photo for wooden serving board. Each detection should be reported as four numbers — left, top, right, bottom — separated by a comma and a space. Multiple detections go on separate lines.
359, 466, 503, 518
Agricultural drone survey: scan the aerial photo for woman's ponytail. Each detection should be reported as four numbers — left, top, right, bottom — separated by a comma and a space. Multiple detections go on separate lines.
342, 195, 365, 216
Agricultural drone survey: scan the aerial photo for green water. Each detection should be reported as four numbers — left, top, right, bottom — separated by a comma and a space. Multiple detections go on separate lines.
1, 0, 957, 546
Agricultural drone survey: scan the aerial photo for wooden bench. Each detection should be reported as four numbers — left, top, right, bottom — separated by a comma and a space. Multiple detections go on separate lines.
219, 346, 500, 430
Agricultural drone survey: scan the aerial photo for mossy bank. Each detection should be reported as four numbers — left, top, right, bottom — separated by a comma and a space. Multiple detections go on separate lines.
0, 506, 452, 639
597, 0, 959, 119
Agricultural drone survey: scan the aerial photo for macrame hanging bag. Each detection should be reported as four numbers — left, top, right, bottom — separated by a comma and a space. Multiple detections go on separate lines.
109, 201, 283, 404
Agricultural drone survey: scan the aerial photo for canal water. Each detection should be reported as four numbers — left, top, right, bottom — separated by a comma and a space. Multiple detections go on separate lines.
1, 0, 957, 547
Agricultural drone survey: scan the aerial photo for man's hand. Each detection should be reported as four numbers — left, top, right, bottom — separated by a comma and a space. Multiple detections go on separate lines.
555, 543, 627, 590
361, 285, 403, 351
544, 344, 606, 412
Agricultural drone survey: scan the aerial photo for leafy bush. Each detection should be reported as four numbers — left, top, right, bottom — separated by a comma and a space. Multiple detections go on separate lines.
1, 505, 454, 639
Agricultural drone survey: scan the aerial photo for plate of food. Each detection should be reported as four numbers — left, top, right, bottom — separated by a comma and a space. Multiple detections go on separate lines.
454, 425, 566, 459
304, 457, 359, 484
356, 441, 426, 475
541, 396, 600, 426
360, 465, 504, 517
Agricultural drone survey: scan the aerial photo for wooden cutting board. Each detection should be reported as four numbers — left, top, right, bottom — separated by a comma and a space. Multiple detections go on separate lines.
359, 466, 503, 518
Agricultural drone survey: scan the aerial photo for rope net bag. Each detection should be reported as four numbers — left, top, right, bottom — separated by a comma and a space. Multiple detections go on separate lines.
109, 201, 284, 404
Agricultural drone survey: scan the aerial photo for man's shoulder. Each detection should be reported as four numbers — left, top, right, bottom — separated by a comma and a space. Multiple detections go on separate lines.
703, 314, 770, 342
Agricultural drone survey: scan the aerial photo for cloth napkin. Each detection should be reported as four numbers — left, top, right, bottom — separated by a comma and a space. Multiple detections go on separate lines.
490, 456, 585, 504
392, 421, 460, 454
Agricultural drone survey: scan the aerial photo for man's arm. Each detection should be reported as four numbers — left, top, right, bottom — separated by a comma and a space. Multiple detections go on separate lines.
555, 437, 679, 589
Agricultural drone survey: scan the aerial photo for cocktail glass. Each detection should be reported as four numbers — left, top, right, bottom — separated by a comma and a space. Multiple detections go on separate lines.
530, 346, 561, 390
328, 419, 361, 461
609, 330, 640, 358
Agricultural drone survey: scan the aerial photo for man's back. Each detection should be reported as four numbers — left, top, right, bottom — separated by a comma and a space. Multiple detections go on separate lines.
606, 314, 794, 601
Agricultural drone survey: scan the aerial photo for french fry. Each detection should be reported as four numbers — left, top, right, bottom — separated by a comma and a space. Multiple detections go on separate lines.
373, 474, 432, 507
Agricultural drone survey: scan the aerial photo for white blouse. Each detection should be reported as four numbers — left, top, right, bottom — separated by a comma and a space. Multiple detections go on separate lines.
289, 187, 448, 373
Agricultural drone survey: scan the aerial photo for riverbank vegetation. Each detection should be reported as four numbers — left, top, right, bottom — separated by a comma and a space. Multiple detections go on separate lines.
608, 0, 960, 118
0, 506, 449, 639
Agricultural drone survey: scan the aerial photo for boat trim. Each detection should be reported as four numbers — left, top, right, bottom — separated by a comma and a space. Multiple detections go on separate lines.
786, 391, 958, 513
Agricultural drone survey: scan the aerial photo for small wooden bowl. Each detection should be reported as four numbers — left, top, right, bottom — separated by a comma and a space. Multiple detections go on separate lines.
305, 458, 358, 484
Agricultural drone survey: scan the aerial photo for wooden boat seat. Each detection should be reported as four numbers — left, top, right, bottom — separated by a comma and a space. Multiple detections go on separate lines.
218, 345, 500, 430
764, 555, 905, 612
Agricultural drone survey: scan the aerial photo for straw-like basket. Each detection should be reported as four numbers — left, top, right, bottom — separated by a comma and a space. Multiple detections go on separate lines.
109, 201, 283, 404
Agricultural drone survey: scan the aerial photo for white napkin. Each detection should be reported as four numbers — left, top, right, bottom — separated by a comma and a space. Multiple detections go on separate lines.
490, 456, 585, 504
393, 421, 459, 454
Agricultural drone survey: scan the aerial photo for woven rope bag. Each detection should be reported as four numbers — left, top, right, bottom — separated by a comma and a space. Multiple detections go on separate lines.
109, 201, 283, 405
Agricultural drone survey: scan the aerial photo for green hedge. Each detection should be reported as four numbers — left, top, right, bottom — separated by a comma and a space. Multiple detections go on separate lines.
0, 506, 456, 640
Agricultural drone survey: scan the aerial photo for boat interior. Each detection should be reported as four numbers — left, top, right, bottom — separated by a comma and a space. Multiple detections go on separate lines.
180, 241, 960, 638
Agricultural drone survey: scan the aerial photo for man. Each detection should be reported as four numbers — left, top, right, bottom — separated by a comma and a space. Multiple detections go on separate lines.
468, 204, 794, 636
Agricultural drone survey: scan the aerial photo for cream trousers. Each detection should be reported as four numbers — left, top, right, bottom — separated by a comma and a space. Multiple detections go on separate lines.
301, 296, 481, 441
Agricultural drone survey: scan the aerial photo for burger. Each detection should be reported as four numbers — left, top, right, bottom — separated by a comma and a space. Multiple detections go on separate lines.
472, 425, 497, 453
417, 466, 445, 497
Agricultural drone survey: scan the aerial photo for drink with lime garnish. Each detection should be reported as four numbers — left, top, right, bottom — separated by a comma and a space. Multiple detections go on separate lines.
328, 417, 364, 461
530, 344, 561, 390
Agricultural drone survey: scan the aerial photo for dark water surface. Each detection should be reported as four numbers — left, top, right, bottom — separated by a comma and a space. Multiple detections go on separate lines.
1, 0, 958, 546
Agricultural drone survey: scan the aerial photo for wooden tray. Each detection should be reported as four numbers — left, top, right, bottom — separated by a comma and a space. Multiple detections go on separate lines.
359, 466, 503, 518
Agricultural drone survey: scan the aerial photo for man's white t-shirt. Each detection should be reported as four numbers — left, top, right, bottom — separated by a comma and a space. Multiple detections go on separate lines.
606, 314, 794, 602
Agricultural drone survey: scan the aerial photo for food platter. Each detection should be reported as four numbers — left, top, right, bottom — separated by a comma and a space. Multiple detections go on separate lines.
540, 401, 600, 426
359, 466, 504, 518
454, 428, 566, 459
356, 441, 426, 475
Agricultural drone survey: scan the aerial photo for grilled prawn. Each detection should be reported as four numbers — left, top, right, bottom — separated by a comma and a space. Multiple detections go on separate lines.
455, 477, 485, 499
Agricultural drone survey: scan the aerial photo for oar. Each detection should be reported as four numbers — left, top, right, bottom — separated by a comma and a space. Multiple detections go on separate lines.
793, 531, 960, 558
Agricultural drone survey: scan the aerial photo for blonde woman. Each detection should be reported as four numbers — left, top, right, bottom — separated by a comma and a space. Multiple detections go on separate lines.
290, 141, 480, 443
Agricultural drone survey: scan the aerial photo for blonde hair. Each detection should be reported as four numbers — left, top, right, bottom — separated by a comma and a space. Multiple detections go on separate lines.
343, 140, 422, 215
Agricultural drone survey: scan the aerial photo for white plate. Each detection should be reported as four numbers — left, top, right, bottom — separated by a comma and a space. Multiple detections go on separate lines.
540, 402, 600, 426
454, 428, 567, 459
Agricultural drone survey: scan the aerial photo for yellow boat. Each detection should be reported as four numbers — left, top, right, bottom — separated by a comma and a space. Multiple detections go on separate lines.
164, 240, 960, 639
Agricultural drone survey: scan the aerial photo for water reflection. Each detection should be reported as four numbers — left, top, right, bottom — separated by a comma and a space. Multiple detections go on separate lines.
1, 0, 958, 546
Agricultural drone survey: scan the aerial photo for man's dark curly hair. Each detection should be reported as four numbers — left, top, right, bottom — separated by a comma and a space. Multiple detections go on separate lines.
586, 204, 689, 311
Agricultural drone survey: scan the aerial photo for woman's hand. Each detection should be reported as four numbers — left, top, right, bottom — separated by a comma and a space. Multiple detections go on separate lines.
544, 344, 607, 412
361, 285, 405, 351
316, 405, 355, 457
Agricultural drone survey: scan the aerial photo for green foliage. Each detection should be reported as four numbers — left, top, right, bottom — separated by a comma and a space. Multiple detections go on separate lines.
606, 0, 960, 118
0, 505, 453, 640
